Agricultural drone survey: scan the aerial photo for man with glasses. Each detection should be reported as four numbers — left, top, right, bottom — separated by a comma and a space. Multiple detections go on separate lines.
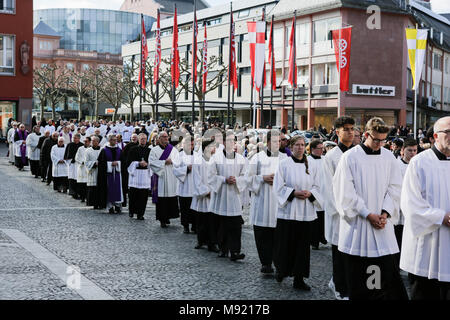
279, 133, 292, 156
333, 117, 408, 300
400, 116, 450, 300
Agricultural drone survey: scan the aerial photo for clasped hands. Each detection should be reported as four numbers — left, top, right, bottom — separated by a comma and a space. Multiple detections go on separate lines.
367, 212, 389, 229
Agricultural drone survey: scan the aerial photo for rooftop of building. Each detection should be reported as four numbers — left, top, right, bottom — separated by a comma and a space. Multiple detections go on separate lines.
33, 20, 61, 38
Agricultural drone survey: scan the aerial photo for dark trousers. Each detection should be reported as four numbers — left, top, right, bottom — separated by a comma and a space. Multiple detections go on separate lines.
196, 211, 219, 246
77, 183, 87, 201
53, 176, 68, 192
310, 211, 326, 247
179, 197, 196, 230
342, 252, 409, 300
30, 160, 40, 177
394, 225, 403, 267
155, 197, 180, 222
253, 225, 275, 266
273, 219, 312, 279
42, 162, 53, 183
129, 187, 149, 217
410, 274, 450, 300
68, 179, 78, 197
332, 245, 348, 297
217, 215, 244, 254
86, 186, 99, 207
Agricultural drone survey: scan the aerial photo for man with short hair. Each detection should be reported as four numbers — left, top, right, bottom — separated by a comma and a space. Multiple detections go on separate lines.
75, 136, 91, 202
400, 116, 450, 300
7, 122, 18, 164
51, 137, 68, 193
333, 117, 408, 300
64, 133, 84, 199
120, 133, 139, 208
85, 136, 102, 209
14, 124, 29, 171
40, 132, 59, 184
26, 125, 42, 178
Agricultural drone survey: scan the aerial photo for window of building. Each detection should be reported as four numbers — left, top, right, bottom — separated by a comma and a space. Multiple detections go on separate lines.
0, 0, 14, 13
407, 68, 413, 90
206, 18, 221, 26
314, 17, 340, 43
432, 84, 441, 101
237, 34, 243, 63
41, 63, 48, 68
39, 41, 52, 50
297, 23, 310, 45
238, 9, 250, 18
66, 63, 74, 70
237, 68, 242, 97
83, 64, 90, 71
445, 57, 449, 74
218, 74, 223, 98
433, 53, 442, 71
313, 63, 337, 86
0, 35, 14, 75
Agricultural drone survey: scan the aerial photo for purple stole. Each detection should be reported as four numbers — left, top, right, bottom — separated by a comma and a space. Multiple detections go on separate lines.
104, 146, 122, 204
60, 132, 72, 141
151, 144, 173, 204
18, 130, 28, 165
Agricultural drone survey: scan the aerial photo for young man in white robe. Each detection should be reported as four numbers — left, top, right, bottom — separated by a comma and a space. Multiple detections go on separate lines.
400, 116, 450, 300
321, 116, 355, 300
26, 125, 42, 178
64, 133, 84, 199
85, 136, 102, 209
50, 137, 68, 193
191, 138, 219, 252
7, 122, 18, 164
208, 131, 247, 261
149, 131, 180, 228
75, 136, 91, 203
173, 136, 197, 234
127, 133, 152, 220
333, 117, 408, 300
273, 135, 323, 291
247, 130, 287, 274
395, 138, 418, 265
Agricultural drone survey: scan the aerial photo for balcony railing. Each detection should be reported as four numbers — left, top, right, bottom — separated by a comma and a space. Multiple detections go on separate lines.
0, 7, 15, 14
53, 49, 122, 63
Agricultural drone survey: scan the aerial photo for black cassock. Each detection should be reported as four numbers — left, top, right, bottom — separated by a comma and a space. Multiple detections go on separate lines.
40, 137, 57, 182
127, 144, 151, 218
64, 142, 83, 198
120, 142, 138, 207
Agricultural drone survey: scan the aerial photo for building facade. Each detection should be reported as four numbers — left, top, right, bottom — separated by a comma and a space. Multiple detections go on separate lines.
33, 9, 154, 55
120, 0, 209, 20
121, 0, 450, 130
0, 0, 33, 136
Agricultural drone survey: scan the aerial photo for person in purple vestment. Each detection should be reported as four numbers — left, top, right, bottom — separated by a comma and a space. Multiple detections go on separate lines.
14, 124, 29, 171
97, 134, 123, 214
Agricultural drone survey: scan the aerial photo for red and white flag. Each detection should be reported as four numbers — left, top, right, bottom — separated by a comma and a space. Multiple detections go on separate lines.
288, 16, 297, 88
332, 27, 352, 92
247, 21, 266, 92
138, 15, 148, 89
202, 25, 208, 93
171, 6, 180, 88
192, 5, 198, 82
268, 18, 276, 91
153, 10, 161, 85
228, 10, 238, 91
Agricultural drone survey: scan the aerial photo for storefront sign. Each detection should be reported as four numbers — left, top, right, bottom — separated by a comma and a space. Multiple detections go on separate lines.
352, 84, 395, 96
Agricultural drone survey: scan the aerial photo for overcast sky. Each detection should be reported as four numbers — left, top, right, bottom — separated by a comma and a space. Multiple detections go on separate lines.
33, 0, 450, 13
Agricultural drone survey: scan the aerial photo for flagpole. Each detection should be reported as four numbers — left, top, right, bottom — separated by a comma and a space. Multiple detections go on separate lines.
140, 14, 143, 121
337, 27, 341, 118
191, 0, 197, 126
259, 7, 266, 129
291, 11, 296, 132
413, 23, 418, 140
200, 22, 205, 123
226, 2, 233, 127
269, 15, 274, 128
250, 77, 254, 127
172, 4, 177, 121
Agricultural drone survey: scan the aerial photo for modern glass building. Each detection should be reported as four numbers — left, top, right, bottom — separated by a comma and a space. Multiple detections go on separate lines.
33, 9, 154, 55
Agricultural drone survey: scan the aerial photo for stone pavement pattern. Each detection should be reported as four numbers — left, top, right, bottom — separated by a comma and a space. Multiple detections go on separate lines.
0, 144, 408, 300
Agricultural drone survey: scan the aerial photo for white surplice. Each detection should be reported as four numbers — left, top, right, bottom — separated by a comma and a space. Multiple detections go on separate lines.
7, 128, 16, 163
396, 158, 409, 226
190, 154, 213, 213
128, 150, 152, 190
26, 133, 41, 161
208, 151, 247, 216
85, 147, 102, 187
333, 145, 402, 257
247, 150, 287, 228
173, 150, 197, 197
149, 145, 179, 197
400, 148, 450, 282
75, 146, 89, 183
50, 145, 68, 177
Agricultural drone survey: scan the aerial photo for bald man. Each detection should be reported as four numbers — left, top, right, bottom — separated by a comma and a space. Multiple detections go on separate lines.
400, 116, 450, 300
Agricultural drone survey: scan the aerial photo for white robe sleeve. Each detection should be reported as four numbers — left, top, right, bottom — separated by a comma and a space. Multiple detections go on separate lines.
50, 146, 60, 165
322, 155, 338, 217
208, 158, 226, 194
309, 162, 324, 211
85, 151, 97, 171
173, 155, 188, 183
192, 164, 210, 198
149, 149, 166, 177
381, 158, 402, 224
127, 161, 138, 177
400, 159, 446, 238
235, 159, 248, 193
333, 154, 371, 221
246, 155, 264, 195
75, 148, 84, 165
273, 161, 294, 208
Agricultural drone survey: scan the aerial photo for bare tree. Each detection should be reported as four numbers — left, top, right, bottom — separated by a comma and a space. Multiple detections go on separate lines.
66, 69, 92, 121
94, 66, 126, 121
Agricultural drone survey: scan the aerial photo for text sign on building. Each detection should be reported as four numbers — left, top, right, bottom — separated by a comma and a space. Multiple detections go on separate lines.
105, 108, 115, 114
352, 84, 395, 97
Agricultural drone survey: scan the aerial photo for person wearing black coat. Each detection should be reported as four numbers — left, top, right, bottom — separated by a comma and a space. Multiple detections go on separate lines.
40, 132, 59, 185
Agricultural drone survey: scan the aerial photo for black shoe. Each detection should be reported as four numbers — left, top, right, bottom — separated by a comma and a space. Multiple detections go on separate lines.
129, 212, 134, 218
320, 239, 328, 245
109, 208, 115, 214
46, 182, 51, 186
80, 198, 85, 203
137, 216, 145, 220
115, 206, 122, 214
195, 243, 204, 249
208, 245, 220, 253
230, 252, 245, 261
275, 273, 284, 283
165, 220, 171, 225
311, 245, 319, 250
183, 226, 190, 234
261, 265, 274, 274
293, 278, 311, 291
190, 227, 197, 234
34, 175, 39, 179
218, 251, 228, 258
160, 222, 167, 228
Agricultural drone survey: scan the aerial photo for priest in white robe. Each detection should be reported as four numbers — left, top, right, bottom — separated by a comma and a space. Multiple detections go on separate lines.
26, 125, 42, 178
50, 137, 68, 193
85, 136, 102, 209
64, 133, 84, 199
273, 135, 323, 291
7, 122, 18, 164
400, 116, 450, 300
149, 131, 180, 228
208, 131, 247, 262
321, 116, 356, 300
333, 117, 408, 300
247, 130, 286, 274
75, 136, 91, 203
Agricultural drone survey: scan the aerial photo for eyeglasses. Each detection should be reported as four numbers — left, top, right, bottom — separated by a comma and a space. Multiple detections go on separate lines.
368, 133, 387, 144
436, 129, 450, 135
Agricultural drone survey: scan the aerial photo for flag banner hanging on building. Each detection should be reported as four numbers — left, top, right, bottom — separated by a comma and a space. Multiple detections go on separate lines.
202, 24, 208, 93
229, 10, 238, 91
171, 6, 180, 88
332, 27, 352, 92
288, 16, 297, 88
153, 10, 161, 85
406, 28, 428, 90
268, 18, 276, 91
138, 15, 148, 89
247, 21, 266, 92
192, 4, 198, 83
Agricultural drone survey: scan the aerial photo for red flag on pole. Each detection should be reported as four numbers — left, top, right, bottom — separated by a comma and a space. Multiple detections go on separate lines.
332, 27, 352, 92
202, 24, 208, 93
138, 15, 148, 89
192, 5, 198, 83
268, 18, 276, 91
247, 21, 266, 92
153, 10, 161, 85
228, 9, 238, 91
171, 6, 180, 88
288, 16, 297, 88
